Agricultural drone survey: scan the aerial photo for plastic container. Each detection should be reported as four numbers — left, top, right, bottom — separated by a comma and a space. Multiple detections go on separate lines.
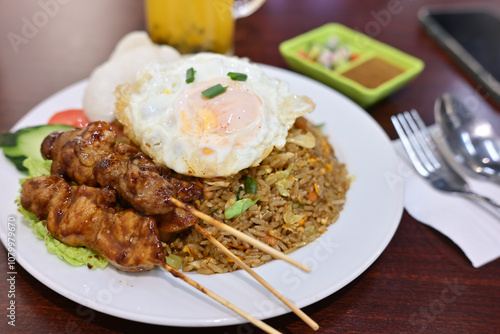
279, 23, 425, 107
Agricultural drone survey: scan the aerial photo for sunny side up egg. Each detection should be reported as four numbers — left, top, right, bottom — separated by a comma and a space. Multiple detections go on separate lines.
115, 53, 314, 177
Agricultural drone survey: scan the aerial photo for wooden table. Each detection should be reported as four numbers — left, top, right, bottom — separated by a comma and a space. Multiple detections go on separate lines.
1, 1, 499, 333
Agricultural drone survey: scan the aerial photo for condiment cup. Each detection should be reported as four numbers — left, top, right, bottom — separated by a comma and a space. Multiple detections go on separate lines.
279, 23, 424, 107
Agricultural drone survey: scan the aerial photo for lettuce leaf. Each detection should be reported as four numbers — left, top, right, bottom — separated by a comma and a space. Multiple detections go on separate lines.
23, 157, 52, 177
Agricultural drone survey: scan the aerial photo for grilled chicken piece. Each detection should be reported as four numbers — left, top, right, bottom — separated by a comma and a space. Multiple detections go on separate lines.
155, 208, 199, 241
21, 175, 165, 271
41, 122, 116, 186
94, 147, 203, 213
93, 150, 176, 215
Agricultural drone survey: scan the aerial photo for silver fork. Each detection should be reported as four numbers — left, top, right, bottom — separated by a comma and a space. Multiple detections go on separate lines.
391, 109, 500, 210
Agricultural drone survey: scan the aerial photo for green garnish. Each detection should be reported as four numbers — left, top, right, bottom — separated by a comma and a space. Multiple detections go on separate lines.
227, 72, 248, 81
224, 197, 260, 219
185, 67, 196, 83
22, 157, 52, 179
165, 254, 183, 270
201, 84, 228, 98
244, 177, 258, 194
236, 186, 244, 200
315, 122, 326, 128
1, 124, 74, 173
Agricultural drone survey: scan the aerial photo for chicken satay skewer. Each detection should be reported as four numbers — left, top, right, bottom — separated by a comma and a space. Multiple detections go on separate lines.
170, 197, 311, 273
193, 224, 319, 330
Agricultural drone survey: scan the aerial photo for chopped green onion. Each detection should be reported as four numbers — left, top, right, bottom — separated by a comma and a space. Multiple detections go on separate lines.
244, 176, 258, 194
314, 122, 326, 128
185, 67, 196, 83
227, 72, 248, 81
225, 197, 260, 219
201, 84, 227, 98
236, 186, 244, 200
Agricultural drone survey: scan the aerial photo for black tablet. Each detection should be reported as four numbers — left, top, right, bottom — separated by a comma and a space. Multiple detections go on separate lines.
419, 5, 500, 103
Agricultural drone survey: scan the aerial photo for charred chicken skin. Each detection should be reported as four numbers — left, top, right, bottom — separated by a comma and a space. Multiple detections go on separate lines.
40, 121, 203, 238
21, 175, 165, 271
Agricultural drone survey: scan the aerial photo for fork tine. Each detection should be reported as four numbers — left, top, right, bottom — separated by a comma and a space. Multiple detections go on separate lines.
391, 113, 430, 177
408, 110, 442, 169
402, 111, 440, 173
399, 112, 435, 174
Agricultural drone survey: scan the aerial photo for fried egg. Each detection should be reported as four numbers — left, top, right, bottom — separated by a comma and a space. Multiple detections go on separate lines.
116, 53, 314, 177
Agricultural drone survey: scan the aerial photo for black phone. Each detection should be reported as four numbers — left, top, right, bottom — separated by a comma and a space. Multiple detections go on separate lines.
419, 5, 500, 103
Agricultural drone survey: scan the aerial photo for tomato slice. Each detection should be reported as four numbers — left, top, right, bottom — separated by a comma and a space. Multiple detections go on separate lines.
48, 109, 90, 128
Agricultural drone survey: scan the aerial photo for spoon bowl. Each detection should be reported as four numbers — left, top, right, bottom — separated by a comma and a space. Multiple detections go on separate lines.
435, 94, 500, 183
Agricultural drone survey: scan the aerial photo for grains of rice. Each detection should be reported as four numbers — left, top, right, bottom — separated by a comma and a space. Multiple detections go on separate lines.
165, 118, 351, 274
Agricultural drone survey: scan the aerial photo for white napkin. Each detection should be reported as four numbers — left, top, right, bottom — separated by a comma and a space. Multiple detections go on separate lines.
392, 131, 500, 268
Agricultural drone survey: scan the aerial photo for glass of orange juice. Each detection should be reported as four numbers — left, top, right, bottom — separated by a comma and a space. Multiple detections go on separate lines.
145, 0, 266, 54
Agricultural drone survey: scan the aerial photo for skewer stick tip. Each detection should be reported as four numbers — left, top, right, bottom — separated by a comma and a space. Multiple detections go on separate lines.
160, 262, 282, 334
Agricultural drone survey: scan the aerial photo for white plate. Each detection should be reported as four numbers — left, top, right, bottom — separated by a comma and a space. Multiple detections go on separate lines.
0, 65, 403, 327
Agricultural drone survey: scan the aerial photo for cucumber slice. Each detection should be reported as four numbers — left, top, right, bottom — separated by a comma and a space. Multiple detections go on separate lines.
1, 124, 74, 172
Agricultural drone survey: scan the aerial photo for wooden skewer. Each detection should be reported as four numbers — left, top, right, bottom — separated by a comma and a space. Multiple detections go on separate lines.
160, 262, 281, 334
169, 197, 311, 273
194, 224, 319, 331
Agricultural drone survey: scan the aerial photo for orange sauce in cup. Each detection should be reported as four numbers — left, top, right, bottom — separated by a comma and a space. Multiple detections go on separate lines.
341, 57, 404, 89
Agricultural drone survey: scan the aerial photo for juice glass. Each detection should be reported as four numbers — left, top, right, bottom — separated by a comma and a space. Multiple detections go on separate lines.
145, 0, 266, 54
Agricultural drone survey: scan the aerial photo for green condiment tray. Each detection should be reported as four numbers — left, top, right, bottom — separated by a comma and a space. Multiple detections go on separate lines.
279, 23, 425, 108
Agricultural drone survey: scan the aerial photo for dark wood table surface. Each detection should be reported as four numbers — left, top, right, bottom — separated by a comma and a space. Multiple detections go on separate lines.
1, 1, 499, 333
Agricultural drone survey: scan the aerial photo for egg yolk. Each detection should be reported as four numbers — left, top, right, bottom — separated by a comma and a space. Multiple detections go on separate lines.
177, 79, 262, 144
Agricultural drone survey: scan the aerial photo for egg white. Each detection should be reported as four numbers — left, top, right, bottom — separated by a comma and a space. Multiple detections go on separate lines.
116, 53, 314, 177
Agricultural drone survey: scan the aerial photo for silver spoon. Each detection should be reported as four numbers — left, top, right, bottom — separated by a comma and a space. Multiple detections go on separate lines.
435, 93, 500, 184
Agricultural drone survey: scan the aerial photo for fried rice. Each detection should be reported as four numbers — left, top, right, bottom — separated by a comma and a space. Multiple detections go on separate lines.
163, 119, 351, 274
